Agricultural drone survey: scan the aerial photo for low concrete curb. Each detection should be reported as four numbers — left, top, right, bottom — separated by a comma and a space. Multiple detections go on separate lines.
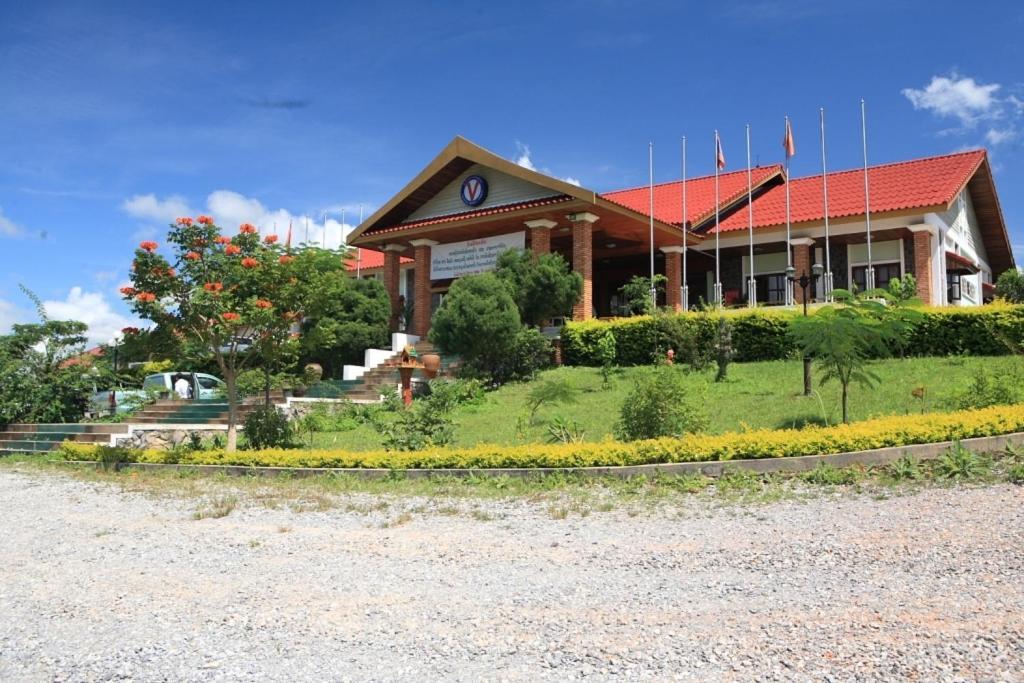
57, 431, 1024, 480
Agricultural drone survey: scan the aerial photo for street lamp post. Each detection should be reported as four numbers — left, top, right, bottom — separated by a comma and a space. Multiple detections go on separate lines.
786, 262, 824, 396
107, 332, 123, 414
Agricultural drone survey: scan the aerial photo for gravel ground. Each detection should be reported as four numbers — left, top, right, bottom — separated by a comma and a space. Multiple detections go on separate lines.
1, 468, 1022, 682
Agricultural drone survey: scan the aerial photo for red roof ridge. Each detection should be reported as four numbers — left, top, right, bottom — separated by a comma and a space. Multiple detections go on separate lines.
601, 164, 784, 197
790, 148, 985, 184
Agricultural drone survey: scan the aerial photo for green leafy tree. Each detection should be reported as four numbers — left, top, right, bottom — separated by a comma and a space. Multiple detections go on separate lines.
618, 274, 666, 316
428, 273, 523, 380
885, 273, 919, 304
789, 290, 916, 424
995, 269, 1024, 303
494, 248, 582, 326
0, 289, 97, 425
297, 249, 390, 377
122, 217, 317, 451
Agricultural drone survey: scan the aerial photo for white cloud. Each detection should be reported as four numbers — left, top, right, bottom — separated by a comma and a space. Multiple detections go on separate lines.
514, 141, 537, 171
0, 205, 25, 237
902, 73, 1001, 126
206, 190, 354, 249
119, 191, 359, 250
985, 128, 1017, 145
0, 297, 31, 333
121, 193, 194, 224
513, 141, 584, 187
42, 287, 140, 347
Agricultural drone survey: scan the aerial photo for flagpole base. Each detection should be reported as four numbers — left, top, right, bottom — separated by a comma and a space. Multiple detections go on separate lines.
713, 282, 723, 308
747, 277, 758, 308
681, 285, 689, 312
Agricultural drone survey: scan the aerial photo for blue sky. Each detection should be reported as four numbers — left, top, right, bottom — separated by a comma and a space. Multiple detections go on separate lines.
2, 0, 1022, 344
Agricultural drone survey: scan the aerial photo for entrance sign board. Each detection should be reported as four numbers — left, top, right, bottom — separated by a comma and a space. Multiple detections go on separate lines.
430, 231, 525, 280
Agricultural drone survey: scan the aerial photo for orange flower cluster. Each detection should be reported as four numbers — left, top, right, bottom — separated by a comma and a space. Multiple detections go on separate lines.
264, 234, 278, 244
239, 223, 257, 234
278, 254, 294, 264
241, 257, 259, 269
185, 251, 201, 261
121, 326, 141, 335
119, 286, 136, 296
176, 217, 194, 226
192, 238, 207, 247
225, 244, 241, 256
139, 241, 158, 253
135, 292, 157, 303
222, 312, 240, 322
255, 299, 273, 309
203, 282, 223, 293
166, 268, 176, 278
214, 235, 232, 245
197, 215, 215, 225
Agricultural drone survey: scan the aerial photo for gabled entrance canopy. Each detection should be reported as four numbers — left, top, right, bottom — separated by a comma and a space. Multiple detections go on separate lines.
348, 136, 700, 253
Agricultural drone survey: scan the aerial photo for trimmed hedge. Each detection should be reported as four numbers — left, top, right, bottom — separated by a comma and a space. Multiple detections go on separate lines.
58, 403, 1024, 470
561, 304, 1024, 366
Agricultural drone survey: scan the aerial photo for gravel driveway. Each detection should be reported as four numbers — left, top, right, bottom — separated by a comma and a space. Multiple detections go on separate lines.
1, 468, 1021, 682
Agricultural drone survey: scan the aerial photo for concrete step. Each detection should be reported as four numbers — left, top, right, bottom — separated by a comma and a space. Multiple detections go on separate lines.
0, 439, 60, 453
4, 423, 130, 435
0, 431, 112, 444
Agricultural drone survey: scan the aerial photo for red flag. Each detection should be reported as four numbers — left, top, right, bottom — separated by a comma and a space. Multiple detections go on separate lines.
716, 133, 726, 170
783, 118, 795, 158
286, 220, 292, 248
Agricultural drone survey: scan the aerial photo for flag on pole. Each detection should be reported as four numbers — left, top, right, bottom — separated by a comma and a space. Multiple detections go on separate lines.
783, 118, 795, 159
716, 133, 726, 169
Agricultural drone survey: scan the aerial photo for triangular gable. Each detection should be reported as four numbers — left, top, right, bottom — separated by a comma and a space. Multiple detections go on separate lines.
404, 163, 564, 223
349, 136, 597, 243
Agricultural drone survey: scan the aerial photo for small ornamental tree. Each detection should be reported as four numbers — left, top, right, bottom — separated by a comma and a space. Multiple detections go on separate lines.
123, 217, 312, 451
494, 249, 582, 327
995, 269, 1024, 303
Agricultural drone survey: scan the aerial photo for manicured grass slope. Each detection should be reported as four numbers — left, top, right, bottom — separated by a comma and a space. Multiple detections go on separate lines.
311, 356, 1021, 451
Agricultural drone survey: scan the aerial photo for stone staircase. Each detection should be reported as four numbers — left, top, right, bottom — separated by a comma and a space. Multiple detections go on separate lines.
307, 341, 458, 402
0, 423, 129, 455
128, 392, 287, 425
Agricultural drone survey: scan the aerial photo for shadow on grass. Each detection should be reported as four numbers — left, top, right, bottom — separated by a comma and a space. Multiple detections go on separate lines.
775, 415, 830, 430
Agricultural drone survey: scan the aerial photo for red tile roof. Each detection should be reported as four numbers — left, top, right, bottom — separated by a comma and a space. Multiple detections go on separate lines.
345, 247, 412, 272
715, 149, 986, 233
600, 165, 783, 227
363, 195, 574, 236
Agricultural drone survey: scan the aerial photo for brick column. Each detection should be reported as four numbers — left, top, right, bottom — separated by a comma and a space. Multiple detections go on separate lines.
568, 212, 598, 320
409, 239, 437, 337
525, 219, 556, 258
909, 225, 935, 305
790, 238, 814, 304
661, 246, 684, 312
382, 244, 405, 333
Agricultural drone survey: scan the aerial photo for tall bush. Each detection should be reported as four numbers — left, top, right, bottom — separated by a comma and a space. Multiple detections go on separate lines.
494, 249, 582, 326
616, 365, 707, 441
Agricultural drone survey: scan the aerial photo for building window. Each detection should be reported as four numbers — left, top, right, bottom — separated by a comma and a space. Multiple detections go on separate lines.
852, 262, 901, 292
753, 273, 788, 305
947, 273, 962, 301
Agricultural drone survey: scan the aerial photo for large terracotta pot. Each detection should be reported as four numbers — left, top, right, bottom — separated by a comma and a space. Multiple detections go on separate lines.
421, 353, 441, 379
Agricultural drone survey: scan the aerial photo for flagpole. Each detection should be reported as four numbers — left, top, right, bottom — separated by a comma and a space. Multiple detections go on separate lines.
322, 212, 328, 249
357, 204, 364, 278
820, 108, 833, 301
681, 135, 688, 311
648, 142, 656, 312
861, 98, 874, 292
784, 116, 794, 306
304, 215, 309, 245
746, 123, 756, 308
714, 130, 722, 307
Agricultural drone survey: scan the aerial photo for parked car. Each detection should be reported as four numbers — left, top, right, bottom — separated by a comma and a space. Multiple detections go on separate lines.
141, 372, 226, 399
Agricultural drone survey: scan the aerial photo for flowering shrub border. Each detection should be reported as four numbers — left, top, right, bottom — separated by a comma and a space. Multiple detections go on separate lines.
57, 404, 1024, 470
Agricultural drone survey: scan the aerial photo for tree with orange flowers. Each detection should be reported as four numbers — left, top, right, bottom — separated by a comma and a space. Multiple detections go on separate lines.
123, 217, 316, 451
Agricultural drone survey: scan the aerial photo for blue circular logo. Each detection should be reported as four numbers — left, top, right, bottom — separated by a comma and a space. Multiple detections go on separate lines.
460, 175, 488, 207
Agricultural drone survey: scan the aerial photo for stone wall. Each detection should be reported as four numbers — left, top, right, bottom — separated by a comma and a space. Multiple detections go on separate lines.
116, 427, 228, 450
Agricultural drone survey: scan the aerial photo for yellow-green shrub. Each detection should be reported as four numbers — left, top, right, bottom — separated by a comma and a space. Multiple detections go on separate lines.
57, 404, 1024, 470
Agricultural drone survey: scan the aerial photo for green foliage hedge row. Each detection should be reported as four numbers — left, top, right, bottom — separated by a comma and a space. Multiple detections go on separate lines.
561, 305, 1024, 366
57, 403, 1024, 469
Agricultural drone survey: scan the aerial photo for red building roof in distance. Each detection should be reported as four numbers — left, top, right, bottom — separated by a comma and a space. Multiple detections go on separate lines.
345, 247, 413, 272
715, 149, 986, 233
600, 165, 783, 227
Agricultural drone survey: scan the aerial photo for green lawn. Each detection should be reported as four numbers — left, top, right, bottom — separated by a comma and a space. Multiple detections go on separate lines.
309, 355, 1022, 451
